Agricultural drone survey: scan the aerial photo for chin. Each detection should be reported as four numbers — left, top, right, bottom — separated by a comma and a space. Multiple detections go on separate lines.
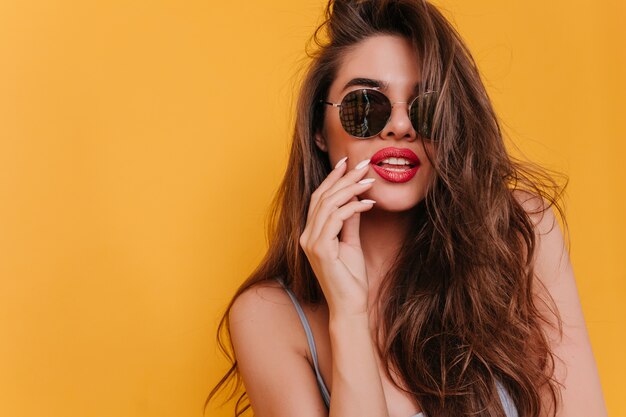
371, 201, 422, 213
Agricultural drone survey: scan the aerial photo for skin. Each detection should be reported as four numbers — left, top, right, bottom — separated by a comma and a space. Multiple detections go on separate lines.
229, 34, 607, 417
312, 34, 435, 322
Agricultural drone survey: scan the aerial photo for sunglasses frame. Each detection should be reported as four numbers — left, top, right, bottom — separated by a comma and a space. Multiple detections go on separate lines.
319, 87, 439, 139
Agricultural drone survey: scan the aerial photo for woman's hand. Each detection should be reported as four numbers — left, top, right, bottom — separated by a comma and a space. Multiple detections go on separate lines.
299, 156, 376, 317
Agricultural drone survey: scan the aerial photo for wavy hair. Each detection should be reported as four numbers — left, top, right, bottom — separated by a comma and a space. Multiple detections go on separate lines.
205, 1, 569, 416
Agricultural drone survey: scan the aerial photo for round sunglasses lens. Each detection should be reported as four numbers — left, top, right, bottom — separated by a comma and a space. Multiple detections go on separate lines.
339, 89, 391, 138
409, 91, 438, 139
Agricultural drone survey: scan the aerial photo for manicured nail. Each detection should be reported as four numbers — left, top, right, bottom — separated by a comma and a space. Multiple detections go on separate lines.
355, 159, 371, 170
360, 199, 376, 204
358, 178, 375, 184
334, 156, 348, 169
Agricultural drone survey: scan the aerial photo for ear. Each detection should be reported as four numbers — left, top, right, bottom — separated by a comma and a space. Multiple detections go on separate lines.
314, 129, 328, 152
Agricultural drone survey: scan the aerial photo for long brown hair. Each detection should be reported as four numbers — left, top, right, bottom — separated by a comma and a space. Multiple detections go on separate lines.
205, 1, 569, 416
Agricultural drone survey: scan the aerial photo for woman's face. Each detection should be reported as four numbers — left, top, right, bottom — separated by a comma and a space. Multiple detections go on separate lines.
315, 34, 436, 212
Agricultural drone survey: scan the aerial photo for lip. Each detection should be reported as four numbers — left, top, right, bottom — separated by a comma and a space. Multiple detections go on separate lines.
370, 147, 420, 165
369, 147, 420, 183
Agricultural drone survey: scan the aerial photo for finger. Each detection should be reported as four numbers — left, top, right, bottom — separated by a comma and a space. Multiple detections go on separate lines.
309, 158, 372, 227
307, 156, 349, 221
315, 199, 376, 254
301, 156, 351, 249
309, 179, 375, 243
340, 196, 364, 248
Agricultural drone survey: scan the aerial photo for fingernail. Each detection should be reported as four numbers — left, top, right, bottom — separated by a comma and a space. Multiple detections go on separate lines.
355, 159, 371, 170
358, 178, 375, 184
360, 199, 376, 204
334, 156, 348, 169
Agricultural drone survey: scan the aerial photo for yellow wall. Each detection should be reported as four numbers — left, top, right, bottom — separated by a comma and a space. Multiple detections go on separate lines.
0, 1, 623, 416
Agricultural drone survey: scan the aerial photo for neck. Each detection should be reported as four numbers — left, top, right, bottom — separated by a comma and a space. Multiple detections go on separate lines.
356, 204, 422, 340
358, 206, 415, 298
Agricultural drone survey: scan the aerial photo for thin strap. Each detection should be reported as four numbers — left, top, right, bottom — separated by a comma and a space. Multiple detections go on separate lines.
273, 279, 518, 417
274, 277, 331, 408
496, 379, 519, 417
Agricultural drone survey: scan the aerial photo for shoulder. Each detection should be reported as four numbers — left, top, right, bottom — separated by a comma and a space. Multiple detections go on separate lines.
228, 279, 329, 416
229, 279, 299, 349
511, 190, 608, 416
511, 189, 566, 287
230, 279, 292, 323
511, 189, 569, 318
511, 189, 558, 232
229, 278, 309, 361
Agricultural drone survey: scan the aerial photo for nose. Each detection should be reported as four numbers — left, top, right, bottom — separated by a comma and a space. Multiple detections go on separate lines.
378, 100, 417, 141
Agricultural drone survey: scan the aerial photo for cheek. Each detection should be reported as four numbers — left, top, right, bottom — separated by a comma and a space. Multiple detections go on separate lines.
420, 144, 437, 172
421, 150, 434, 170
325, 111, 346, 138
323, 113, 354, 163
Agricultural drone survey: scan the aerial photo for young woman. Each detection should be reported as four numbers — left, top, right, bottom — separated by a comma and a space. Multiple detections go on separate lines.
206, 1, 607, 416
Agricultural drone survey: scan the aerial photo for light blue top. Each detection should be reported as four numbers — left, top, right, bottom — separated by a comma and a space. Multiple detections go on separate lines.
275, 277, 519, 417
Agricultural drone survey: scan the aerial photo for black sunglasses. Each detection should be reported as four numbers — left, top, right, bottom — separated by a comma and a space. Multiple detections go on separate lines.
319, 88, 438, 139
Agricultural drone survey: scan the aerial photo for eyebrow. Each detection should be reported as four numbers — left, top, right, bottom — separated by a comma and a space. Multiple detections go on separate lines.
340, 77, 421, 93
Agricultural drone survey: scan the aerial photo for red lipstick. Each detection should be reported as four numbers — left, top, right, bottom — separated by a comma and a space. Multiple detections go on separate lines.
370, 147, 420, 183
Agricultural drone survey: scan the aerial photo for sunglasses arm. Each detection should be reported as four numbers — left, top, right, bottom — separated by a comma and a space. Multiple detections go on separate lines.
319, 100, 341, 108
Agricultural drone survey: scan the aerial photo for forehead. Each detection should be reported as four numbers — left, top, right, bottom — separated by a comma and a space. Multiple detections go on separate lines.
332, 34, 422, 95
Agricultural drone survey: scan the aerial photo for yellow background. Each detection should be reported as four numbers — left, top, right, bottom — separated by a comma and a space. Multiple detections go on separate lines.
0, 0, 623, 416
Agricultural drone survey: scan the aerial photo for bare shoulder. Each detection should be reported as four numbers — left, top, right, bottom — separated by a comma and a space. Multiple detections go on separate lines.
511, 189, 558, 232
230, 279, 309, 363
229, 279, 328, 417
512, 189, 608, 417
512, 189, 563, 285
230, 279, 296, 328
